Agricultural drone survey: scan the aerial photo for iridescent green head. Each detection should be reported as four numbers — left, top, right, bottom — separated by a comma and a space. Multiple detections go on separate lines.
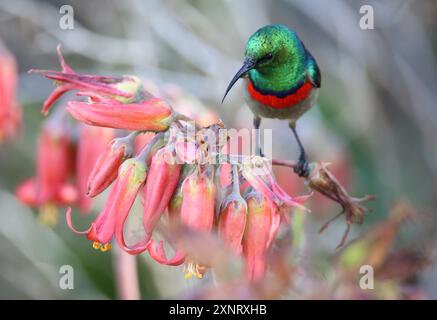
222, 24, 308, 101
244, 25, 305, 73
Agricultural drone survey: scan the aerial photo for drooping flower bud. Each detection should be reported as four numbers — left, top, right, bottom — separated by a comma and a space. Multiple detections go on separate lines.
67, 156, 148, 252
149, 164, 217, 276
142, 146, 181, 240
116, 144, 182, 254
87, 133, 137, 198
180, 166, 216, 232
180, 166, 216, 279
218, 165, 247, 255
113, 133, 168, 254
243, 188, 281, 282
147, 165, 195, 266
66, 98, 173, 132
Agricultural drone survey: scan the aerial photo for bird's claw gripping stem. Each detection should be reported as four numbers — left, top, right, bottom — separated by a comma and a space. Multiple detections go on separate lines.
294, 153, 310, 178
289, 125, 309, 177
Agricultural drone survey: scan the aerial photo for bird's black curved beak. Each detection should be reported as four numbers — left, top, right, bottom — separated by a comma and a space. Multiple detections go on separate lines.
222, 58, 256, 104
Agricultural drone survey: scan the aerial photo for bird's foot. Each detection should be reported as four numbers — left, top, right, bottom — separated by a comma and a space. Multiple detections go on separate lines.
256, 147, 264, 157
294, 157, 310, 178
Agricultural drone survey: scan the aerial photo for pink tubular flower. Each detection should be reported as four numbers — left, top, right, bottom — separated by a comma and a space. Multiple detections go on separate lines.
147, 166, 192, 266
141, 146, 181, 241
147, 165, 217, 277
86, 133, 136, 198
29, 45, 145, 115
243, 188, 281, 282
76, 124, 115, 212
66, 98, 173, 131
15, 178, 38, 207
180, 167, 216, 232
0, 48, 21, 142
116, 143, 181, 255
180, 166, 216, 279
218, 198, 247, 256
67, 156, 148, 252
36, 125, 74, 204
218, 165, 247, 255
16, 122, 77, 226
29, 45, 174, 132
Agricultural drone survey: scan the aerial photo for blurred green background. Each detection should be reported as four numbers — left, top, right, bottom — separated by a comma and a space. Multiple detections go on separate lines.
0, 0, 437, 299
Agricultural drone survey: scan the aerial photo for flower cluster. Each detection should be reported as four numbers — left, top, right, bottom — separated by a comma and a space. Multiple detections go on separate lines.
26, 45, 378, 284
0, 48, 21, 143
26, 46, 315, 282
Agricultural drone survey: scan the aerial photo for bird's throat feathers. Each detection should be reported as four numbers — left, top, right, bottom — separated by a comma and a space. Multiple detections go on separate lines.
247, 77, 313, 109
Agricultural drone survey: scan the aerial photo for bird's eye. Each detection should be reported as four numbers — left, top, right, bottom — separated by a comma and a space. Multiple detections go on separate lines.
258, 53, 273, 64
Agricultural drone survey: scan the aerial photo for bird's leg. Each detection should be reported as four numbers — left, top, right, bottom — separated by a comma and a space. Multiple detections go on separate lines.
253, 116, 264, 156
289, 123, 309, 177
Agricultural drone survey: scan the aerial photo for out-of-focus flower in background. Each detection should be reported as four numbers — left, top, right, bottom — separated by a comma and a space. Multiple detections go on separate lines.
0, 48, 21, 143
16, 113, 76, 226
76, 124, 115, 213
328, 202, 430, 299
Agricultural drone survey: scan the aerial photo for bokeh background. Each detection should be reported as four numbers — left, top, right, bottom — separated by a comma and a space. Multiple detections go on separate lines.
0, 0, 437, 299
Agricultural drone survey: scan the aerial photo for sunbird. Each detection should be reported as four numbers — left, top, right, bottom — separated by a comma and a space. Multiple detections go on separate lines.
222, 24, 321, 177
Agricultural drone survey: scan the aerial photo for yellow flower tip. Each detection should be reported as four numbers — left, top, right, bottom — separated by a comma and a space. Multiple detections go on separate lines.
113, 76, 143, 103
92, 242, 112, 252
183, 261, 207, 280
92, 241, 102, 250
100, 243, 112, 252
38, 203, 59, 227
184, 273, 193, 280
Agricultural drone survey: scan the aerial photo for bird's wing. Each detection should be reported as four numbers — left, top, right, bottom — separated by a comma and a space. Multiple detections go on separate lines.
306, 53, 321, 88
